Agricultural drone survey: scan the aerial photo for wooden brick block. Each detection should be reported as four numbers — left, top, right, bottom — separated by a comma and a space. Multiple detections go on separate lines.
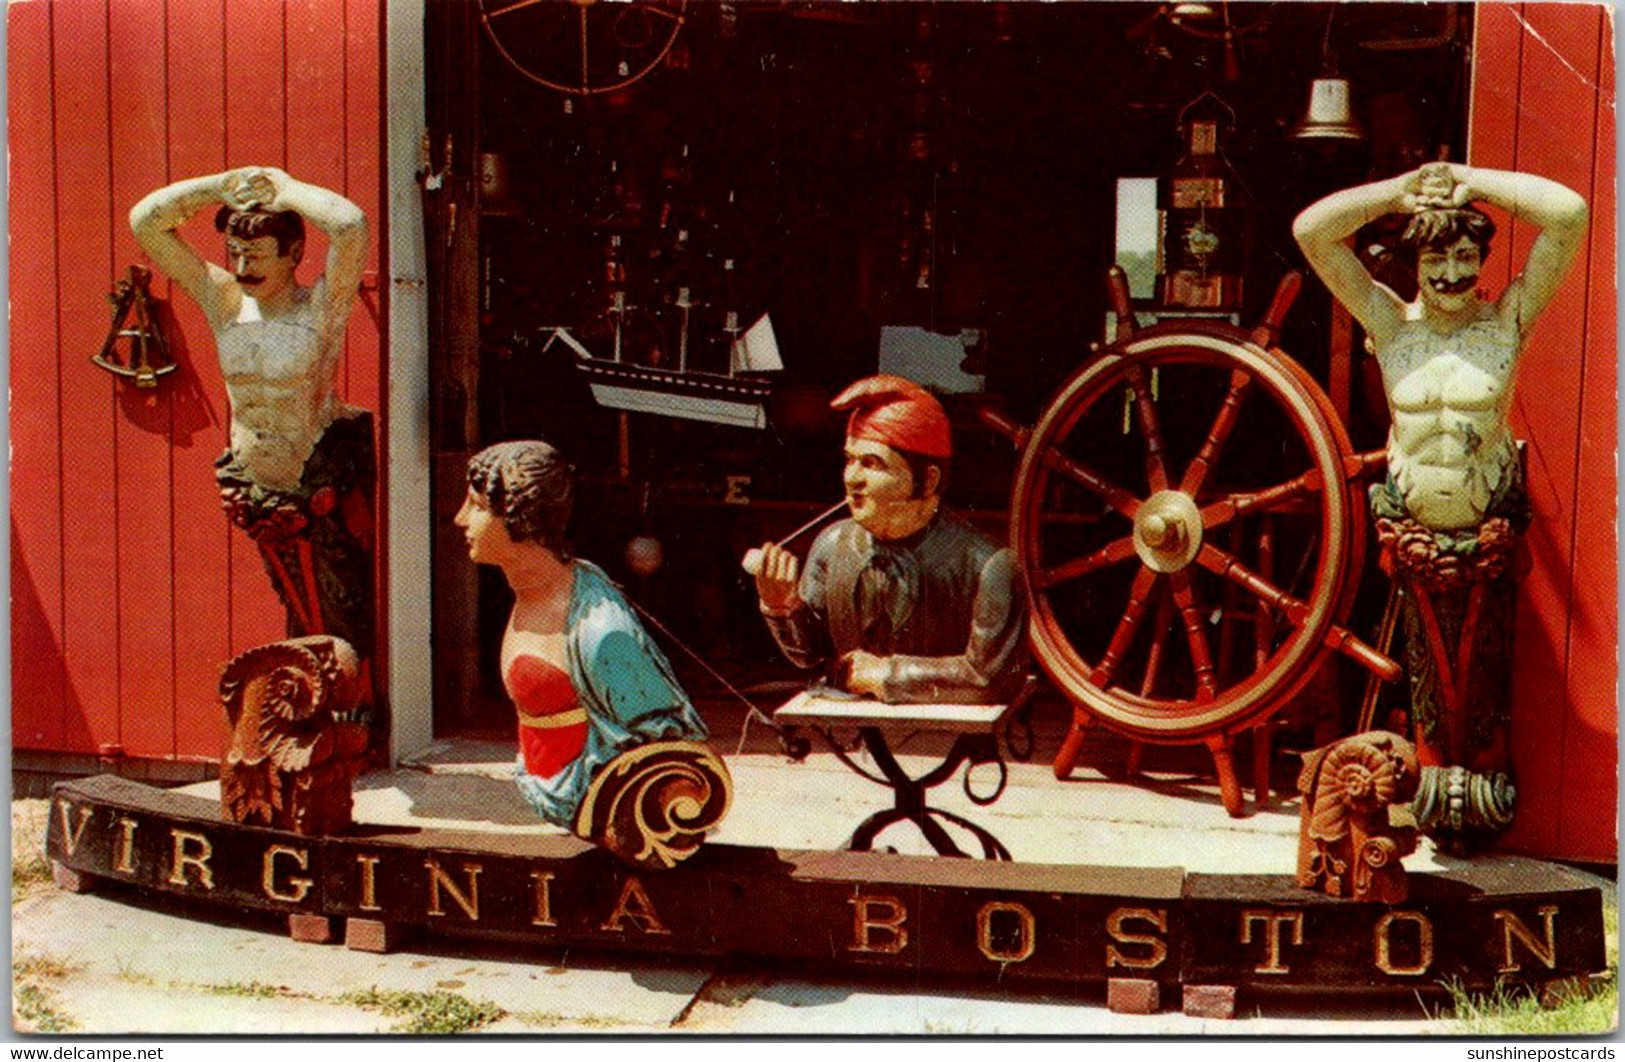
345, 917, 405, 954
1182, 984, 1236, 1020
288, 913, 336, 944
51, 860, 95, 894
1106, 977, 1160, 1015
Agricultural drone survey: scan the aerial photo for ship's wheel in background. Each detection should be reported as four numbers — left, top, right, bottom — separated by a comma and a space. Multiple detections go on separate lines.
983, 270, 1398, 816
479, 0, 688, 96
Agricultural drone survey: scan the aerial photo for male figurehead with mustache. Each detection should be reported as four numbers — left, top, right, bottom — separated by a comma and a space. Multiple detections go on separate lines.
1293, 162, 1586, 533
131, 168, 376, 662
1293, 163, 1586, 850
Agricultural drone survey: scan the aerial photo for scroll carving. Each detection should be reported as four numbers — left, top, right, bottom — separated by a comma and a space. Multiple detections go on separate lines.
219, 635, 369, 836
573, 740, 733, 870
1297, 731, 1420, 903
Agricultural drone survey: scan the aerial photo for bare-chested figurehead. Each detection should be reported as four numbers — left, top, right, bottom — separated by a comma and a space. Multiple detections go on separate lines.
1294, 163, 1586, 853
131, 167, 368, 492
1293, 162, 1587, 532
131, 169, 376, 662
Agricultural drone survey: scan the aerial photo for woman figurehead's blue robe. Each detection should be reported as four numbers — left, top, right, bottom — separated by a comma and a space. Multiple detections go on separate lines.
514, 560, 708, 826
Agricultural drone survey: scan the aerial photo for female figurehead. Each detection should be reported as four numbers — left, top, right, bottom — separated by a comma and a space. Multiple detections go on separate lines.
456, 440, 708, 828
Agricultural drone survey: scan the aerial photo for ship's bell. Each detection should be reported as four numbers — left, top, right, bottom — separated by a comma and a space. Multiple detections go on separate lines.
1291, 77, 1366, 141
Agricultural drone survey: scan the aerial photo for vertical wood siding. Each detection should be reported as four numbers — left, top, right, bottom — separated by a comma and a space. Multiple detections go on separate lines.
1471, 2, 1616, 862
9, 0, 384, 763
10, 0, 71, 753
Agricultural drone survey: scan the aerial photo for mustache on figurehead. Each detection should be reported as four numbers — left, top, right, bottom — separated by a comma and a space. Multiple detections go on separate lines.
1427, 275, 1477, 295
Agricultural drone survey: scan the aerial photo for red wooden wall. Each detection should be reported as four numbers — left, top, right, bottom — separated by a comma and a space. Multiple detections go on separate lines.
9, 0, 385, 765
1471, 3, 1616, 863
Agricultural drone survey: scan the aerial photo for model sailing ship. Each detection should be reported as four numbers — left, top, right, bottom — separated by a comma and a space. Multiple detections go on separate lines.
555, 302, 781, 431
533, 152, 783, 431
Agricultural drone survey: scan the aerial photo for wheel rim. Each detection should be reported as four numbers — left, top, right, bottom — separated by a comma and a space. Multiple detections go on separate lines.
1011, 324, 1358, 740
480, 0, 688, 96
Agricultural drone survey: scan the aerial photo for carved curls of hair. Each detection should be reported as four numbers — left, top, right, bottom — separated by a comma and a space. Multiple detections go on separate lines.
1399, 207, 1496, 261
214, 206, 306, 258
466, 440, 575, 560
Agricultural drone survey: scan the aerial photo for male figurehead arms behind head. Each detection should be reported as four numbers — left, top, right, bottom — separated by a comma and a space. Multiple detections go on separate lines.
1292, 162, 1585, 349
1293, 165, 1586, 840
1293, 163, 1586, 531
132, 169, 374, 656
130, 167, 368, 492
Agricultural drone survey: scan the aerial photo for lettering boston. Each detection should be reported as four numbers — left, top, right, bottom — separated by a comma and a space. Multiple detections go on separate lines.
48, 776, 1605, 1007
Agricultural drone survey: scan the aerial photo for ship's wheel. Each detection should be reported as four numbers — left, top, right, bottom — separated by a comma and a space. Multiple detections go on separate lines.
479, 0, 688, 96
984, 270, 1397, 815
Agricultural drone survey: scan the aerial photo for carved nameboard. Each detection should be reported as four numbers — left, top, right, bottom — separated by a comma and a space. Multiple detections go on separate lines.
48, 776, 1605, 1004
1182, 871, 1605, 991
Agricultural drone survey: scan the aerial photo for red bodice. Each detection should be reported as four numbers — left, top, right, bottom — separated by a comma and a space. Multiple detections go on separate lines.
506, 654, 587, 779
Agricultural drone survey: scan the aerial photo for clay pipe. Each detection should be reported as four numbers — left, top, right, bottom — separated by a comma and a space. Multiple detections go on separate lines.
741, 500, 849, 576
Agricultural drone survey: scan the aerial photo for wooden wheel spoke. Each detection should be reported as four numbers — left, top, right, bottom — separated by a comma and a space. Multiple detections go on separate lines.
1198, 542, 1394, 677
1138, 589, 1179, 698
485, 0, 553, 19
1179, 369, 1252, 497
1036, 535, 1137, 590
1196, 543, 1311, 628
1040, 445, 1141, 519
1200, 466, 1325, 531
1013, 322, 1377, 748
1253, 517, 1278, 666
1125, 364, 1170, 493
1169, 571, 1218, 702
579, 5, 591, 93
1092, 567, 1161, 690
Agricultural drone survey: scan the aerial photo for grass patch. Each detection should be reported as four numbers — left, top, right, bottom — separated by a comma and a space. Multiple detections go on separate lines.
13, 951, 81, 1033
1607, 894, 1619, 970
206, 981, 293, 1000
13, 982, 76, 1033
112, 959, 158, 987
340, 987, 507, 1034
510, 1010, 624, 1030
1443, 890, 1619, 1035
1447, 975, 1617, 1036
11, 800, 54, 903
12, 852, 53, 903
921, 1017, 987, 1034
13, 953, 83, 981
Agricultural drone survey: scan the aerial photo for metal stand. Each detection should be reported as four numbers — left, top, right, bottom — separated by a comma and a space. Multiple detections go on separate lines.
775, 692, 1016, 860
840, 729, 1009, 859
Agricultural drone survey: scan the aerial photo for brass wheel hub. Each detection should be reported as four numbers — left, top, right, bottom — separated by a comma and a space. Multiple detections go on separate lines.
1133, 490, 1203, 573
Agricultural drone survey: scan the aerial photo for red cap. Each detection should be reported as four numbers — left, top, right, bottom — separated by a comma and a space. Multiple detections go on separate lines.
830, 374, 952, 461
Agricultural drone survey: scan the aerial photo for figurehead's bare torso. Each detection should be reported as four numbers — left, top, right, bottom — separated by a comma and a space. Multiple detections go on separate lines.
129, 166, 368, 495
1293, 162, 1586, 534
1380, 307, 1522, 530
214, 277, 356, 492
